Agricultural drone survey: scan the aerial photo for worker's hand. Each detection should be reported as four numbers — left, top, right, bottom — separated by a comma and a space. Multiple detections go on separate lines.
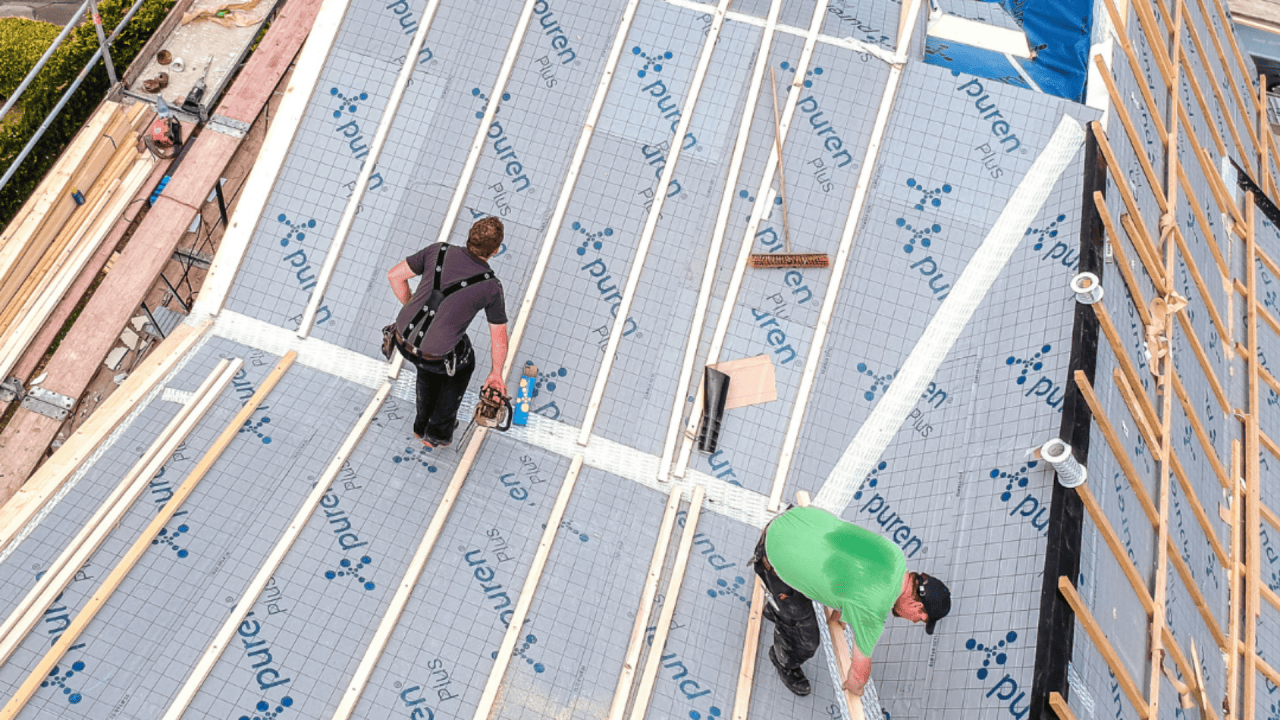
484, 371, 506, 394
843, 677, 865, 696
827, 608, 842, 624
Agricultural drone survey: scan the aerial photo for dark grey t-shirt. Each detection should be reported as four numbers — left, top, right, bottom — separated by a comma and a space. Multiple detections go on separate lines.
396, 242, 507, 357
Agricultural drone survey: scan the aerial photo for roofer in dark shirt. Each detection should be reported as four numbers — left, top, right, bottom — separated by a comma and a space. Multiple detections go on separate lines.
386, 217, 509, 448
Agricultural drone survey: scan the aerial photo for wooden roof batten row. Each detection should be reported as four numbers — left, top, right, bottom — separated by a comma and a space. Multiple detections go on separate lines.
1057, 0, 1280, 716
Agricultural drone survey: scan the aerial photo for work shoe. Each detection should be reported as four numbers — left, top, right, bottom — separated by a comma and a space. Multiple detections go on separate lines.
769, 647, 811, 696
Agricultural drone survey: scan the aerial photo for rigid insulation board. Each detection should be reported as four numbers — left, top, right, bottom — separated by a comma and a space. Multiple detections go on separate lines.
0, 1, 1183, 720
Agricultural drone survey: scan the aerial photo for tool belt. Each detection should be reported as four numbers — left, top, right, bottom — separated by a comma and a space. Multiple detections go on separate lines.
383, 244, 494, 362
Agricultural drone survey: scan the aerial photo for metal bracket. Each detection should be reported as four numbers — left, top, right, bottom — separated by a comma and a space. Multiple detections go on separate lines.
0, 377, 23, 403
208, 114, 250, 138
21, 385, 75, 421
172, 248, 213, 269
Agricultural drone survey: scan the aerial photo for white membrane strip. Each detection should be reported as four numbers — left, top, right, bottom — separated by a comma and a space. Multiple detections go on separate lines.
814, 115, 1086, 515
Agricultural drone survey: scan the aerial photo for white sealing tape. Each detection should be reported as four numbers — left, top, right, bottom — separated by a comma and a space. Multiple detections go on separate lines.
1041, 437, 1087, 488
1071, 272, 1104, 305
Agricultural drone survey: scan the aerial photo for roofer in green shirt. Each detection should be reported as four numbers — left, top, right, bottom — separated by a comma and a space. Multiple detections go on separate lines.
752, 505, 952, 697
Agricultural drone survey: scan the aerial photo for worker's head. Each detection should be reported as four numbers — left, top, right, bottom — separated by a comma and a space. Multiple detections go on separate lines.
892, 572, 951, 633
468, 217, 504, 259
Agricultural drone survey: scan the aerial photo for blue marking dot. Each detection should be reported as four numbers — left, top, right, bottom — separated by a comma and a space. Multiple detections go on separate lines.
579, 534, 589, 542
278, 213, 287, 221
534, 663, 545, 672
69, 693, 82, 704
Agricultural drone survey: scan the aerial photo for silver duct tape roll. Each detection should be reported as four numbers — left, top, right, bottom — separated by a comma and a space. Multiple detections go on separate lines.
1071, 272, 1104, 305
1041, 438, 1087, 488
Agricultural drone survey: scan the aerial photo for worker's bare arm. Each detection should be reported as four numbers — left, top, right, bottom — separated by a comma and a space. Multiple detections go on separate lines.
487, 323, 508, 391
387, 260, 415, 304
844, 628, 872, 696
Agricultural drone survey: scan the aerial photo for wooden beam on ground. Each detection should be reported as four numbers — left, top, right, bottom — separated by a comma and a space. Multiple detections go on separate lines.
160, 382, 390, 720
0, 320, 208, 538
627, 485, 706, 720
0, 351, 293, 720
609, 485, 682, 720
472, 455, 585, 720
1059, 576, 1150, 718
0, 359, 236, 665
731, 577, 766, 720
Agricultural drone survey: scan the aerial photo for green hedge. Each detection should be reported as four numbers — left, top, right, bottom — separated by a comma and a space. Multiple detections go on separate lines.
0, 0, 176, 227
0, 18, 61, 99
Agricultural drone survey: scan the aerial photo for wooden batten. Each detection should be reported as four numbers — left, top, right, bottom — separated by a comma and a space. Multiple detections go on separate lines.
1059, 576, 1150, 717
1074, 370, 1160, 525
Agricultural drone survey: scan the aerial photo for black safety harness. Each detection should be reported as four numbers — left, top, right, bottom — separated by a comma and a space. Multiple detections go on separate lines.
400, 244, 495, 351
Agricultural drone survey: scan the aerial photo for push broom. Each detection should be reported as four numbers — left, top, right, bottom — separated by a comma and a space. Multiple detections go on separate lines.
750, 66, 830, 270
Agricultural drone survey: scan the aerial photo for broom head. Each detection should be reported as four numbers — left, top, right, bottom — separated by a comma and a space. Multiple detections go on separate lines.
750, 253, 830, 269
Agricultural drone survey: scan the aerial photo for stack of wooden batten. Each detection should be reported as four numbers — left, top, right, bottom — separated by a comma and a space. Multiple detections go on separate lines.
0, 100, 157, 385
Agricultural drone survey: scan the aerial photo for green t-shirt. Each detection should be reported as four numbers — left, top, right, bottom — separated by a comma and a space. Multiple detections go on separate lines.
765, 506, 907, 656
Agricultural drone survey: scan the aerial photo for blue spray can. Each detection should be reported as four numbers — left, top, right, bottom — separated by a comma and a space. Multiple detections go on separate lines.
512, 362, 537, 426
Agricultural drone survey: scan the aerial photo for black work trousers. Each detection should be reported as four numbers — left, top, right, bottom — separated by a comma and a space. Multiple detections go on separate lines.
752, 532, 821, 669
397, 334, 475, 445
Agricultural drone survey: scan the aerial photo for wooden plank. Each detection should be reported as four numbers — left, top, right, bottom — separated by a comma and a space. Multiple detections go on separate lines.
0, 183, 228, 486
0, 319, 208, 522
0, 103, 119, 268
1128, 0, 1175, 82
1050, 691, 1081, 720
1227, 440, 1242, 720
472, 455, 585, 720
1178, 1, 1258, 152
118, 0, 199, 87
1167, 453, 1229, 567
1167, 539, 1229, 650
330, 426, 493, 720
609, 486, 682, 720
1120, 212, 1170, 297
823, 606, 867, 720
1074, 370, 1160, 526
1093, 191, 1154, 327
1076, 482, 1155, 614
1176, 43, 1237, 160
1182, 112, 1245, 226
1175, 163, 1230, 279
1091, 122, 1168, 292
1169, 368, 1231, 489
731, 577, 766, 720
0, 156, 155, 384
1173, 310, 1229, 414
658, 0, 786, 481
1100, 0, 1169, 140
161, 382, 391, 720
1092, 300, 1161, 431
0, 106, 127, 306
1058, 576, 1150, 718
1247, 191, 1263, 720
1092, 54, 1166, 208
1113, 367, 1163, 458
4, 160, 169, 394
1171, 226, 1230, 349
0, 351, 294, 720
0, 359, 237, 665
627, 485, 706, 720
214, 0, 323, 125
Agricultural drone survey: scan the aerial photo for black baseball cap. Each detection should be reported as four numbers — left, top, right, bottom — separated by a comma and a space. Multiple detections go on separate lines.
916, 573, 951, 634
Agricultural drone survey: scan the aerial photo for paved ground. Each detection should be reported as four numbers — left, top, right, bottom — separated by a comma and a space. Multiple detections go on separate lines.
0, 0, 82, 27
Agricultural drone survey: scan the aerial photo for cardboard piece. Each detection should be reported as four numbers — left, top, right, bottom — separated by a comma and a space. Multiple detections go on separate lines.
712, 355, 777, 409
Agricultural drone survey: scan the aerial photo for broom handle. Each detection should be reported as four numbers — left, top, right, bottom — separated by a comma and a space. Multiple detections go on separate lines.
769, 65, 793, 254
